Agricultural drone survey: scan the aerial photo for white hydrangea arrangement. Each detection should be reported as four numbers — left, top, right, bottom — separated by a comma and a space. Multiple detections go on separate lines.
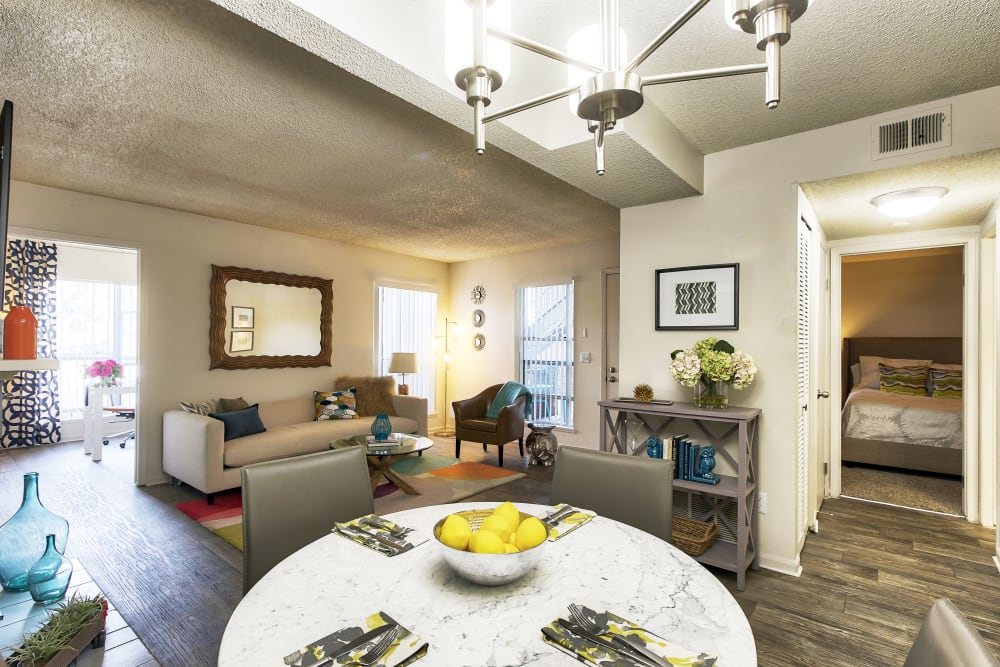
670, 337, 757, 390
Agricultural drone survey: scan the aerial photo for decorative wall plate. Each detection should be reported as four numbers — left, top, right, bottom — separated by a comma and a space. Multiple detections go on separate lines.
472, 309, 485, 327
473, 333, 486, 351
471, 284, 486, 304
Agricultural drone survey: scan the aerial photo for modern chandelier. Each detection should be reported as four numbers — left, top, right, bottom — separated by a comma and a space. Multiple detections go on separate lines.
449, 0, 811, 175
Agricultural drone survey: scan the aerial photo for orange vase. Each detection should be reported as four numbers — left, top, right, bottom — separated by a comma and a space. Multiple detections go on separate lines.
4, 305, 38, 360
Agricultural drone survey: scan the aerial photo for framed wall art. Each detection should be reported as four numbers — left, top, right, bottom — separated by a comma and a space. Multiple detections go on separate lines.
231, 306, 255, 329
655, 263, 739, 330
230, 330, 254, 352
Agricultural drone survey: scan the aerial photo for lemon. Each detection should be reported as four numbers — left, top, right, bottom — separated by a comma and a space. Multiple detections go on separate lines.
479, 515, 512, 542
514, 516, 547, 551
439, 513, 472, 551
469, 529, 506, 554
504, 543, 520, 554
494, 501, 520, 531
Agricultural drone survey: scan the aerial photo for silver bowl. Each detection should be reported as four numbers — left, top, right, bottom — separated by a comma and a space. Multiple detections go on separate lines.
433, 508, 551, 586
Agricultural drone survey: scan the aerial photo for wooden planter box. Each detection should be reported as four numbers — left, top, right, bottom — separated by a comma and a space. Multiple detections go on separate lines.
0, 599, 107, 667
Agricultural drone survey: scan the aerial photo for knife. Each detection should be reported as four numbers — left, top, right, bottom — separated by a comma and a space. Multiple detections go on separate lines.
334, 524, 398, 555
283, 622, 397, 666
555, 619, 662, 667
541, 505, 577, 525
338, 523, 411, 553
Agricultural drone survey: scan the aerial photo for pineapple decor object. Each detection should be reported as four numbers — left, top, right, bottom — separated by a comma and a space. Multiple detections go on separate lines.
633, 383, 654, 403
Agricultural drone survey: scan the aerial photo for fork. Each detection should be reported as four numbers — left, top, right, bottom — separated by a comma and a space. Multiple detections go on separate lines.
361, 515, 412, 539
568, 604, 670, 667
346, 625, 402, 666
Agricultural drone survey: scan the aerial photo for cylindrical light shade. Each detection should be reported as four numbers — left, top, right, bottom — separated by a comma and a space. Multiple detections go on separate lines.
444, 0, 511, 89
388, 352, 418, 375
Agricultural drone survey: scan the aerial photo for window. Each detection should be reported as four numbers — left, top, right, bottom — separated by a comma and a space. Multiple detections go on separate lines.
376, 286, 437, 409
518, 281, 574, 428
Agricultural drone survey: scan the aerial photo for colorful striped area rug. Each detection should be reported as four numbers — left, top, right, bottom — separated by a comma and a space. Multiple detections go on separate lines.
174, 455, 525, 550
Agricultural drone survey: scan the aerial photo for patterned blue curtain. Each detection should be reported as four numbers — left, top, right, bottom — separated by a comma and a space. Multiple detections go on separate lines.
2, 240, 60, 447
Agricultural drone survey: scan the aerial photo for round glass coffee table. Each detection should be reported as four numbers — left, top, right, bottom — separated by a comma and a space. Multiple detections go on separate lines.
330, 433, 433, 495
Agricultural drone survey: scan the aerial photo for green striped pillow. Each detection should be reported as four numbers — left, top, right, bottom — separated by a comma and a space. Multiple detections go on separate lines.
878, 363, 929, 396
930, 368, 962, 399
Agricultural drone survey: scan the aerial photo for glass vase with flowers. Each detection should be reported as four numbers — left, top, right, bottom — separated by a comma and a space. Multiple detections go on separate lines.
670, 338, 757, 409
85, 359, 124, 387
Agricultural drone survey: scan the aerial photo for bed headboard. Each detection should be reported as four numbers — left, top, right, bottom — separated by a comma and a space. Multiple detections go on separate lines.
842, 336, 962, 403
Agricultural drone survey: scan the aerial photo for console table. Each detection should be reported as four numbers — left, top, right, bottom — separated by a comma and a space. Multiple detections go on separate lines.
598, 399, 761, 590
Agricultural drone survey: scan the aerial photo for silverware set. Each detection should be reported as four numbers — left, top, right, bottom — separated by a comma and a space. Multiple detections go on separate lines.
334, 515, 415, 556
551, 603, 674, 667
541, 505, 577, 526
283, 621, 402, 666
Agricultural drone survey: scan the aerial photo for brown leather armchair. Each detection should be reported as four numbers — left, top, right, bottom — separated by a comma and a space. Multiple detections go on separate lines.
453, 383, 529, 467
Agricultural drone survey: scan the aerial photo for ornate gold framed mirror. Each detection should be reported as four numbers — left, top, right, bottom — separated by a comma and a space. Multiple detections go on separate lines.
209, 265, 333, 370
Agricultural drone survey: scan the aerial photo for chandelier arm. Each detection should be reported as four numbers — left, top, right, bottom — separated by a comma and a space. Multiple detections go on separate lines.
482, 84, 579, 124
487, 26, 602, 73
625, 0, 712, 72
641, 63, 768, 87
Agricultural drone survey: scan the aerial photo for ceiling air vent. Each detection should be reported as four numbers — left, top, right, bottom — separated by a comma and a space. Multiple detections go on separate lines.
871, 105, 951, 160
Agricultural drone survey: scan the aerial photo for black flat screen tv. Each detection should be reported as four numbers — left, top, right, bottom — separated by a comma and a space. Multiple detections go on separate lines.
0, 100, 11, 298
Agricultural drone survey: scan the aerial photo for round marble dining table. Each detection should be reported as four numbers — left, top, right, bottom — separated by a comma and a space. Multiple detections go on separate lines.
218, 502, 756, 666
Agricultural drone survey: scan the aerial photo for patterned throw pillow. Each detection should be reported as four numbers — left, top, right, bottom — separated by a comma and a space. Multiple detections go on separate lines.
930, 368, 962, 399
218, 396, 249, 413
314, 390, 359, 420
179, 398, 219, 416
878, 363, 929, 396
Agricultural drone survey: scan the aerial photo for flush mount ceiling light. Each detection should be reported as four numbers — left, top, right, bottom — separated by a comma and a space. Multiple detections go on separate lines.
447, 0, 811, 175
870, 187, 949, 219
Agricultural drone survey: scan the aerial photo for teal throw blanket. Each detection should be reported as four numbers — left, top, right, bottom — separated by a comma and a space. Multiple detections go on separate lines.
485, 381, 533, 420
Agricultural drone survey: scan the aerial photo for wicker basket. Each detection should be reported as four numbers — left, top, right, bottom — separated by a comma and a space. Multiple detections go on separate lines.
672, 516, 718, 556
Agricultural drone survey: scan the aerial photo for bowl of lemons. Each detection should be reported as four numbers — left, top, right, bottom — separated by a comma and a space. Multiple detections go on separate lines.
433, 502, 551, 586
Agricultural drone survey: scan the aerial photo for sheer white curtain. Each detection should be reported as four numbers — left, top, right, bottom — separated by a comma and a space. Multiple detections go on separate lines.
376, 285, 437, 409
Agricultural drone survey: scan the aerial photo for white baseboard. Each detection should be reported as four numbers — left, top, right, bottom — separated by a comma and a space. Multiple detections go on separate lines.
759, 553, 803, 578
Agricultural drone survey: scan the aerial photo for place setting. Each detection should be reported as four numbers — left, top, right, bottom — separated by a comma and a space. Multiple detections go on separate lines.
282, 611, 428, 667
540, 503, 595, 541
541, 603, 718, 667
332, 514, 427, 557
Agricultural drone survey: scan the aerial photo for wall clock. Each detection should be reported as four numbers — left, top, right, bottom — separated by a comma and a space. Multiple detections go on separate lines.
473, 333, 486, 351
471, 284, 486, 304
472, 309, 485, 327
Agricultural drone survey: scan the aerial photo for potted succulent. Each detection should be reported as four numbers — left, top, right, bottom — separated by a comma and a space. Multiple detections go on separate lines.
1, 594, 107, 667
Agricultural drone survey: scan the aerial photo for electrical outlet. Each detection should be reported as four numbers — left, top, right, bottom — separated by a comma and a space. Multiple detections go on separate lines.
757, 492, 768, 514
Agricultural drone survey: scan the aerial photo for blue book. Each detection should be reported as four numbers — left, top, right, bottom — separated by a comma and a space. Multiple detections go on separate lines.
680, 439, 689, 480
689, 444, 702, 481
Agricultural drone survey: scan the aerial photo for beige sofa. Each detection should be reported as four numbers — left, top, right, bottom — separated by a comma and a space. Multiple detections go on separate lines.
162, 394, 428, 502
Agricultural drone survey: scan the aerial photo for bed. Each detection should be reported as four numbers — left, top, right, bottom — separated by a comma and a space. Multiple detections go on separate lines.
841, 337, 963, 476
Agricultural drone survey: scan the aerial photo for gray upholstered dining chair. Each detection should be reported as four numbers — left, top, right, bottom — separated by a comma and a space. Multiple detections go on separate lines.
241, 447, 374, 595
903, 598, 999, 666
549, 445, 675, 543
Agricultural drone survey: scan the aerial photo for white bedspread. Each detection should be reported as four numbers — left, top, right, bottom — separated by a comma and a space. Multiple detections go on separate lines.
841, 387, 963, 449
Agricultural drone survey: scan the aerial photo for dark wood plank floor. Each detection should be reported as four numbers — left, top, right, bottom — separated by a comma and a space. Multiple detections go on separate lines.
2, 438, 997, 666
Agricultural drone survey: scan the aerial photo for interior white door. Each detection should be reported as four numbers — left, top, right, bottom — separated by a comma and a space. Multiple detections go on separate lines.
796, 216, 814, 548
603, 270, 620, 400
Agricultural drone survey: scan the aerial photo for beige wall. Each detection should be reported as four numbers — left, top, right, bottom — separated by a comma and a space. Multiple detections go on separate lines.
842, 252, 964, 338
9, 180, 451, 485
621, 85, 1000, 575
447, 238, 619, 449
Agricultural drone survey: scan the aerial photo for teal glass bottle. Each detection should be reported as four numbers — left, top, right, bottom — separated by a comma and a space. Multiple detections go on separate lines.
370, 414, 393, 442
27, 534, 73, 602
0, 472, 70, 591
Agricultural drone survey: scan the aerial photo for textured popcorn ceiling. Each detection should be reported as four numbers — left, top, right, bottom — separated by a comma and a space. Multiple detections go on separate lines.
4, 0, 1000, 261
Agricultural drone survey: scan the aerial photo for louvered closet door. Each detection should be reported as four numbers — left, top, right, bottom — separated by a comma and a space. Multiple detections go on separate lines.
795, 216, 813, 549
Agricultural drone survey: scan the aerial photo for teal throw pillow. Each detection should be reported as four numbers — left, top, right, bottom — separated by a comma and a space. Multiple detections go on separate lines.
208, 404, 266, 441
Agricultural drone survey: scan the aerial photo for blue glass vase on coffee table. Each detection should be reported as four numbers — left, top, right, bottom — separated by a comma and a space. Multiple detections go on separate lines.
27, 533, 73, 602
0, 472, 70, 591
370, 414, 393, 442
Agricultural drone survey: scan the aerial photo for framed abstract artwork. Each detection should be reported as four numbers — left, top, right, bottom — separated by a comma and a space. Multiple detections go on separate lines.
655, 263, 739, 330
230, 330, 254, 352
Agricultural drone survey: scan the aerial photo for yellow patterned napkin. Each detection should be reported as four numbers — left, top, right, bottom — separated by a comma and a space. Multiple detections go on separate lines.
333, 514, 428, 557
283, 611, 428, 666
544, 504, 596, 541
541, 605, 717, 666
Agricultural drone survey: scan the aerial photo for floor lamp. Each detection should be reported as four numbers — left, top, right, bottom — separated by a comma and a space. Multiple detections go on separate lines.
438, 317, 458, 437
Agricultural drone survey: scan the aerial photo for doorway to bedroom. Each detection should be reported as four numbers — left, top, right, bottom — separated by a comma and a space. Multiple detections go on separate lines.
838, 246, 965, 516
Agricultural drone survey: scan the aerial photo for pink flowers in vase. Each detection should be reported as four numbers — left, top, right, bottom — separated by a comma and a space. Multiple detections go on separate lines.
85, 359, 124, 386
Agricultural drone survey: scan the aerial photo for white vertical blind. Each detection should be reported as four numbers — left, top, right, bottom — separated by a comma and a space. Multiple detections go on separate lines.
796, 217, 811, 548
376, 286, 437, 409
518, 281, 574, 427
